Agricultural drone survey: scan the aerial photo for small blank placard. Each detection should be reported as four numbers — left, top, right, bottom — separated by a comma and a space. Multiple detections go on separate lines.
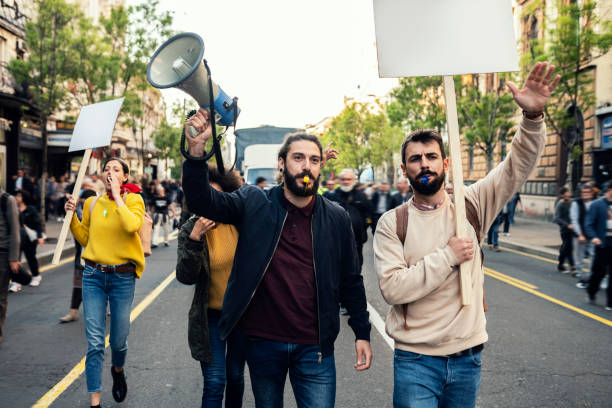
68, 98, 125, 152
373, 0, 519, 78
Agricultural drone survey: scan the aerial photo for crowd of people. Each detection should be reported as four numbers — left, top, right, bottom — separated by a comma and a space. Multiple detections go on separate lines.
554, 182, 611, 308
1, 62, 611, 408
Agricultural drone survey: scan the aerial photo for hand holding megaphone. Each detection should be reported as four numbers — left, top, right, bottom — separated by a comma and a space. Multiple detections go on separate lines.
184, 108, 212, 158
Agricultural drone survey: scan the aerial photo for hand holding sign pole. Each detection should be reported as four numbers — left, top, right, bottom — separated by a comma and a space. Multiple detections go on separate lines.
373, 0, 520, 305
51, 98, 125, 265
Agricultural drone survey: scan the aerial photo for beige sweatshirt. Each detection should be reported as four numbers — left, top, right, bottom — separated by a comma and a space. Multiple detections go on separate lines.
373, 117, 545, 356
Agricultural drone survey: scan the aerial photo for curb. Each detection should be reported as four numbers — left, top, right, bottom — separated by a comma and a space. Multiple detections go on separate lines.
34, 244, 77, 271
497, 238, 558, 260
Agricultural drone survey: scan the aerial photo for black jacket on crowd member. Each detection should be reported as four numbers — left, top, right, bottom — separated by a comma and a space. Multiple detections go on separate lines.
370, 191, 393, 214
182, 160, 370, 358
19, 205, 44, 241
176, 216, 213, 363
9, 176, 34, 196
328, 187, 373, 246
390, 191, 413, 209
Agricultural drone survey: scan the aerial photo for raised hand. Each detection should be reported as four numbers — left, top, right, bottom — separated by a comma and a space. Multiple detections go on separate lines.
506, 62, 561, 113
184, 108, 213, 158
189, 217, 216, 241
321, 141, 339, 168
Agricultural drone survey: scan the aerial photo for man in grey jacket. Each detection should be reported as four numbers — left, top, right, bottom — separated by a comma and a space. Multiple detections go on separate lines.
0, 188, 21, 343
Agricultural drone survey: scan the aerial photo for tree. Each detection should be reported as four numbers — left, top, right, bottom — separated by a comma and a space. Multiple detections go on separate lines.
387, 76, 447, 134
8, 0, 82, 223
153, 117, 181, 179
458, 74, 516, 172
522, 0, 612, 191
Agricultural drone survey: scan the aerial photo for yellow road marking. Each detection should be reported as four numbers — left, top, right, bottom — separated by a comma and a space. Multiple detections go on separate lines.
484, 267, 612, 328
484, 267, 538, 290
497, 246, 590, 273
32, 270, 177, 408
39, 257, 75, 273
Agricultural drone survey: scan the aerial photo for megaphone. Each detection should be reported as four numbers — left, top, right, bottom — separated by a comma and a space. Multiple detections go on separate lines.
146, 32, 240, 127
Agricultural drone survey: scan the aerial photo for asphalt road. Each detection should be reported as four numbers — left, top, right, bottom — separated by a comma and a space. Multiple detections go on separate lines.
1, 235, 610, 408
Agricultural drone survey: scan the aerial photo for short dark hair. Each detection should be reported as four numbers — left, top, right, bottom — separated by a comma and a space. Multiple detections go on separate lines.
17, 190, 32, 206
401, 129, 446, 167
559, 186, 569, 196
255, 177, 267, 185
277, 132, 323, 162
103, 157, 129, 181
208, 164, 242, 193
80, 189, 97, 200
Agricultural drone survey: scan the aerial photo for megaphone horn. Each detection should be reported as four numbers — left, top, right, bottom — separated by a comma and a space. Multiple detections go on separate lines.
146, 32, 240, 127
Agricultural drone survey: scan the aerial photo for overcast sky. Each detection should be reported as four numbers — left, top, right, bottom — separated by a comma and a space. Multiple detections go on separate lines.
145, 0, 398, 129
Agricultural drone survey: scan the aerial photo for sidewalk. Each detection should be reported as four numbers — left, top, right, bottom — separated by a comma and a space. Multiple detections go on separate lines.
498, 215, 561, 259
26, 218, 76, 267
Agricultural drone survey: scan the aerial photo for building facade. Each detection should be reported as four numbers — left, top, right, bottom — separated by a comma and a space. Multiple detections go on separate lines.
462, 0, 612, 218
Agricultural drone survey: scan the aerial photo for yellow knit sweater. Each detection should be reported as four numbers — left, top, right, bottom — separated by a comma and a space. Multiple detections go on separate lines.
205, 223, 238, 310
70, 194, 146, 278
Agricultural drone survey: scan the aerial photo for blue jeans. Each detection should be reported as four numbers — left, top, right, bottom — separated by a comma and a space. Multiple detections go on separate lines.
393, 349, 482, 408
487, 215, 501, 247
200, 314, 247, 408
245, 337, 335, 408
82, 264, 135, 393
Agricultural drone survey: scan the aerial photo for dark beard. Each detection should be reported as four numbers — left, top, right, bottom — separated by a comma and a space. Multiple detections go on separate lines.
409, 170, 445, 196
284, 168, 320, 197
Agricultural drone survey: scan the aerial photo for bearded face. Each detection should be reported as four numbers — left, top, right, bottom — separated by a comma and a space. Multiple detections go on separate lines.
284, 167, 320, 197
408, 169, 445, 196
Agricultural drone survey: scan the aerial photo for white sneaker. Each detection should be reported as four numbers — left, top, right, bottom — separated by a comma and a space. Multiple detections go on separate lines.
9, 282, 22, 292
30, 275, 42, 287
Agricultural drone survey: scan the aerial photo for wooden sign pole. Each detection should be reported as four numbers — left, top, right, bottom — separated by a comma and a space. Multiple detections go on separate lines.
443, 75, 472, 306
51, 148, 92, 265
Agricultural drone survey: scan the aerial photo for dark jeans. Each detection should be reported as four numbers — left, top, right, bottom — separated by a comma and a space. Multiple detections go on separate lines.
558, 229, 575, 268
487, 215, 501, 247
356, 242, 364, 268
21, 238, 39, 277
501, 212, 511, 234
587, 246, 612, 307
0, 251, 8, 339
200, 314, 246, 408
245, 337, 336, 408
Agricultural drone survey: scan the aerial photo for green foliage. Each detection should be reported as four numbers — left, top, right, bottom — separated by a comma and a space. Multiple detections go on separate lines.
8, 0, 81, 117
387, 76, 446, 134
458, 74, 516, 172
322, 100, 402, 182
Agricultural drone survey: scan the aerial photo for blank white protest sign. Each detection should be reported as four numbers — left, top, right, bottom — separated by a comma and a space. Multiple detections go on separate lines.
69, 97, 125, 152
373, 0, 519, 77
53, 98, 125, 264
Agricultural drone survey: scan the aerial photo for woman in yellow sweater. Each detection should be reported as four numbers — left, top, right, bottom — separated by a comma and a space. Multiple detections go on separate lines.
65, 157, 145, 408
176, 164, 246, 408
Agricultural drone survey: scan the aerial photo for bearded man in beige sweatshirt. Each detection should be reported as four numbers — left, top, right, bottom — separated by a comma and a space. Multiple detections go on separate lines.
373, 62, 560, 408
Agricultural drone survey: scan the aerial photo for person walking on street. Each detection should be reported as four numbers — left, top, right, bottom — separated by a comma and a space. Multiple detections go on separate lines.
177, 164, 247, 408
0, 188, 20, 343
15, 191, 44, 288
370, 182, 393, 233
584, 181, 612, 311
390, 177, 413, 209
502, 193, 521, 236
328, 169, 373, 267
486, 213, 502, 252
571, 184, 595, 288
555, 187, 576, 273
373, 62, 559, 407
182, 113, 372, 408
59, 189, 98, 323
65, 157, 146, 408
151, 185, 175, 248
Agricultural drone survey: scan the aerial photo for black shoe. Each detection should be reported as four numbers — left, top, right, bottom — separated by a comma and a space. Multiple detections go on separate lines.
111, 366, 127, 402
151, 244, 158, 249
164, 242, 170, 247
557, 265, 568, 273
586, 296, 597, 305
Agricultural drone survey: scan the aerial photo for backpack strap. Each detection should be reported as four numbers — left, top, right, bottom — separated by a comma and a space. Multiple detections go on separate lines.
88, 195, 100, 217
394, 203, 411, 330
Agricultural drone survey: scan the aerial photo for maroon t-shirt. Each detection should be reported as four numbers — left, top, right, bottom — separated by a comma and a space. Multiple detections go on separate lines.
238, 195, 319, 344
